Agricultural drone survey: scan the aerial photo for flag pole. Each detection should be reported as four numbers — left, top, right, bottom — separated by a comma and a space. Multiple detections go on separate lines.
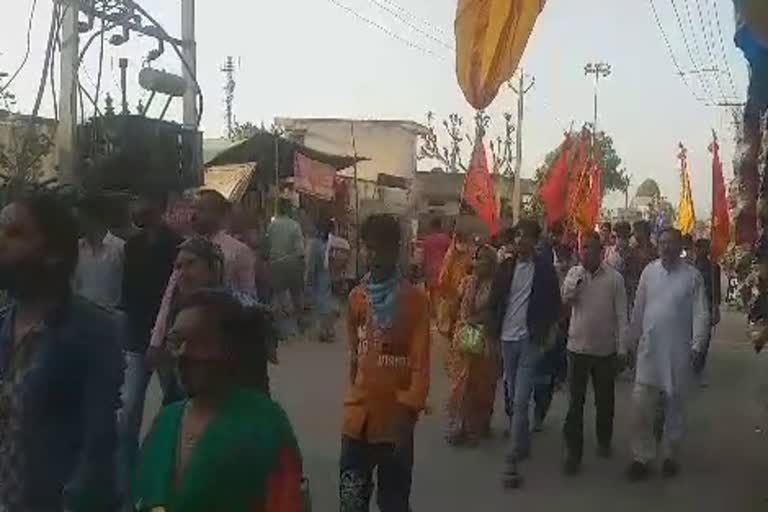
350, 121, 361, 279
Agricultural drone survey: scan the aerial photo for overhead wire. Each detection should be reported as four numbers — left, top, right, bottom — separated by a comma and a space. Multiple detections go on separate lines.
325, 0, 448, 60
648, 0, 708, 104
360, 0, 453, 50
375, 0, 451, 38
668, 0, 718, 104
687, 0, 730, 102
709, 0, 740, 100
0, 0, 39, 95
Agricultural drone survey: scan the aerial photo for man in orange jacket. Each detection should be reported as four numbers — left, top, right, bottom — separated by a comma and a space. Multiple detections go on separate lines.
340, 214, 431, 512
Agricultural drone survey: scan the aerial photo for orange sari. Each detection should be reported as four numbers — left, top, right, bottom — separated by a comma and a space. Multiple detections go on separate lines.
435, 243, 472, 383
445, 275, 499, 440
435, 242, 472, 338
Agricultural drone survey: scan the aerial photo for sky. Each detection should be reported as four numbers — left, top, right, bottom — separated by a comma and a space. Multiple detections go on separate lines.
0, 0, 750, 215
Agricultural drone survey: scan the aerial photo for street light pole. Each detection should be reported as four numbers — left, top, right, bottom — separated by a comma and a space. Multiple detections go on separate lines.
584, 62, 611, 139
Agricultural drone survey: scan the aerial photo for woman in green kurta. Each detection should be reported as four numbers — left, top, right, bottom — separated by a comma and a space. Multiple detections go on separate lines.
133, 289, 304, 512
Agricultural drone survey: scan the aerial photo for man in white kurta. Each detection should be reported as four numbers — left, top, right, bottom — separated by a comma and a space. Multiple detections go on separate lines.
623, 228, 709, 480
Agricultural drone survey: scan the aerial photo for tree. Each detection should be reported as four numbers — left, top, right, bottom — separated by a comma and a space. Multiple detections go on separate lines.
230, 121, 260, 141
535, 128, 629, 198
0, 70, 17, 112
418, 111, 515, 175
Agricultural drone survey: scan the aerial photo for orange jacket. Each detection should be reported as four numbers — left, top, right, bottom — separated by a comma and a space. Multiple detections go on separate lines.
343, 280, 431, 444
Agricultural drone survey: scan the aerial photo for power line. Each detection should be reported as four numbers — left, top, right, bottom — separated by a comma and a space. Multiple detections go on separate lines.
376, 0, 451, 37
325, 0, 448, 59
668, 0, 718, 104
709, 0, 740, 99
648, 0, 708, 104
0, 0, 40, 95
361, 0, 453, 49
685, 0, 730, 101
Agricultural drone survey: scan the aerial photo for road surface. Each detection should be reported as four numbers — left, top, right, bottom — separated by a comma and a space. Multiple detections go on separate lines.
143, 310, 768, 511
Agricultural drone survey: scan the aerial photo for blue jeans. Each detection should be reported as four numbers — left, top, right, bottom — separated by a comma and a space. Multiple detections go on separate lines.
117, 351, 151, 504
501, 337, 541, 461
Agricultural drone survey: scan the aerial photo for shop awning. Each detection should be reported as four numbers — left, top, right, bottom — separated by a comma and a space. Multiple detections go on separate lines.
199, 163, 256, 202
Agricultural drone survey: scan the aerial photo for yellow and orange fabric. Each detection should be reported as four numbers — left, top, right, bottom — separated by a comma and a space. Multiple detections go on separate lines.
455, 0, 546, 110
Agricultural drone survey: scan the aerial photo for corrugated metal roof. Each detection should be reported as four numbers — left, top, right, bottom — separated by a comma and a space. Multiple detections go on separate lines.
199, 163, 256, 202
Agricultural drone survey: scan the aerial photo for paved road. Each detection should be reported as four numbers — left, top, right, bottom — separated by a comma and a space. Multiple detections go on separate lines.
144, 310, 768, 511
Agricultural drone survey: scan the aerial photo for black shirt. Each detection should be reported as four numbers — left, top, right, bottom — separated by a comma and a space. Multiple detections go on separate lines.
122, 224, 182, 353
695, 257, 722, 309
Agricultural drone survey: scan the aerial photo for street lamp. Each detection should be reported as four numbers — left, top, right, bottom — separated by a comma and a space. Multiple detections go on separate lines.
584, 62, 612, 137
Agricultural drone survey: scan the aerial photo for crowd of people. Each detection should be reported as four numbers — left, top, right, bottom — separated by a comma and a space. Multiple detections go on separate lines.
429, 218, 718, 489
0, 184, 729, 511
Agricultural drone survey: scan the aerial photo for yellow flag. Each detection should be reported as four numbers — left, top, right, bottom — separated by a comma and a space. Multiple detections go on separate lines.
455, 0, 545, 110
674, 144, 696, 235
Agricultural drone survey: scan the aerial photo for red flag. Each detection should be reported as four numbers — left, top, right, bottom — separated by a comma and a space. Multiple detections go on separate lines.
463, 138, 498, 234
710, 133, 730, 261
537, 135, 572, 227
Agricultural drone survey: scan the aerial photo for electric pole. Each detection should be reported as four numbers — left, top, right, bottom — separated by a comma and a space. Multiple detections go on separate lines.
57, 5, 79, 187
221, 56, 236, 139
54, 0, 199, 186
584, 62, 612, 138
508, 69, 535, 223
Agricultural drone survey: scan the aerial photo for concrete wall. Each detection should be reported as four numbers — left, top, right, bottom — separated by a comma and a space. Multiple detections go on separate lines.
277, 118, 427, 182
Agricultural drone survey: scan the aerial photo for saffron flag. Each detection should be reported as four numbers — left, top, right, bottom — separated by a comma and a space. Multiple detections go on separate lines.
537, 135, 572, 227
455, 0, 545, 110
710, 133, 730, 261
674, 143, 696, 235
463, 138, 498, 234
573, 158, 601, 233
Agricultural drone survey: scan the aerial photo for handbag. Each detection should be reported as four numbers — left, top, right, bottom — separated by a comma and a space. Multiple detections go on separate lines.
455, 323, 485, 355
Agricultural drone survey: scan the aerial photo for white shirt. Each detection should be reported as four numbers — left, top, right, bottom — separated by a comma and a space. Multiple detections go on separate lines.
501, 260, 535, 342
563, 264, 628, 356
74, 231, 125, 308
623, 259, 710, 396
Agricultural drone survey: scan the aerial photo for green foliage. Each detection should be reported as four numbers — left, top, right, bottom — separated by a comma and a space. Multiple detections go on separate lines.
230, 121, 260, 141
0, 119, 56, 205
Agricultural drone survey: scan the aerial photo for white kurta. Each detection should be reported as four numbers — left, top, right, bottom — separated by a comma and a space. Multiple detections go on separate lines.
624, 260, 710, 396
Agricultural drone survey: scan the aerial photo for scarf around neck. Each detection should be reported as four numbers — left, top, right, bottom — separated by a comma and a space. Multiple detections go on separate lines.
364, 272, 400, 329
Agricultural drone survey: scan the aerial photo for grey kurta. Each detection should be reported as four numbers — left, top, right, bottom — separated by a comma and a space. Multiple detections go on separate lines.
623, 259, 710, 396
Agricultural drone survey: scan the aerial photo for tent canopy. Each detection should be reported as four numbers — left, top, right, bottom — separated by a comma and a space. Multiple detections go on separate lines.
205, 131, 363, 187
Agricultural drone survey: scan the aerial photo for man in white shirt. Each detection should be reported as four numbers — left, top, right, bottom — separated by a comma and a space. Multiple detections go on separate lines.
623, 227, 709, 481
74, 195, 125, 308
561, 232, 628, 475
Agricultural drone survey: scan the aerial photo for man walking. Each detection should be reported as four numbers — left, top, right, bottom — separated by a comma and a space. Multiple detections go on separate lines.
624, 228, 710, 480
488, 219, 560, 488
561, 232, 628, 474
340, 214, 430, 512
267, 198, 306, 334
0, 191, 123, 510
74, 194, 125, 308
119, 192, 181, 504
692, 238, 722, 384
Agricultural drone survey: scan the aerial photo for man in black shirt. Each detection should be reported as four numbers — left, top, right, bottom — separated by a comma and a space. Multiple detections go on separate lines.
118, 192, 181, 501
693, 238, 721, 384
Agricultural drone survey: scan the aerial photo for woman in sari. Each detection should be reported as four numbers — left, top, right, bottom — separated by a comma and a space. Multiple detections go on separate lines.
445, 245, 500, 445
133, 289, 303, 512
436, 233, 473, 338
147, 237, 226, 405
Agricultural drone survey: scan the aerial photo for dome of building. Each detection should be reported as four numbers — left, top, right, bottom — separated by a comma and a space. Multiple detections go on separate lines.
635, 178, 661, 198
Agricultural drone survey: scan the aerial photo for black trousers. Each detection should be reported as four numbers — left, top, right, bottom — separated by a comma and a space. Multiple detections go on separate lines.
339, 435, 413, 512
563, 351, 616, 461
